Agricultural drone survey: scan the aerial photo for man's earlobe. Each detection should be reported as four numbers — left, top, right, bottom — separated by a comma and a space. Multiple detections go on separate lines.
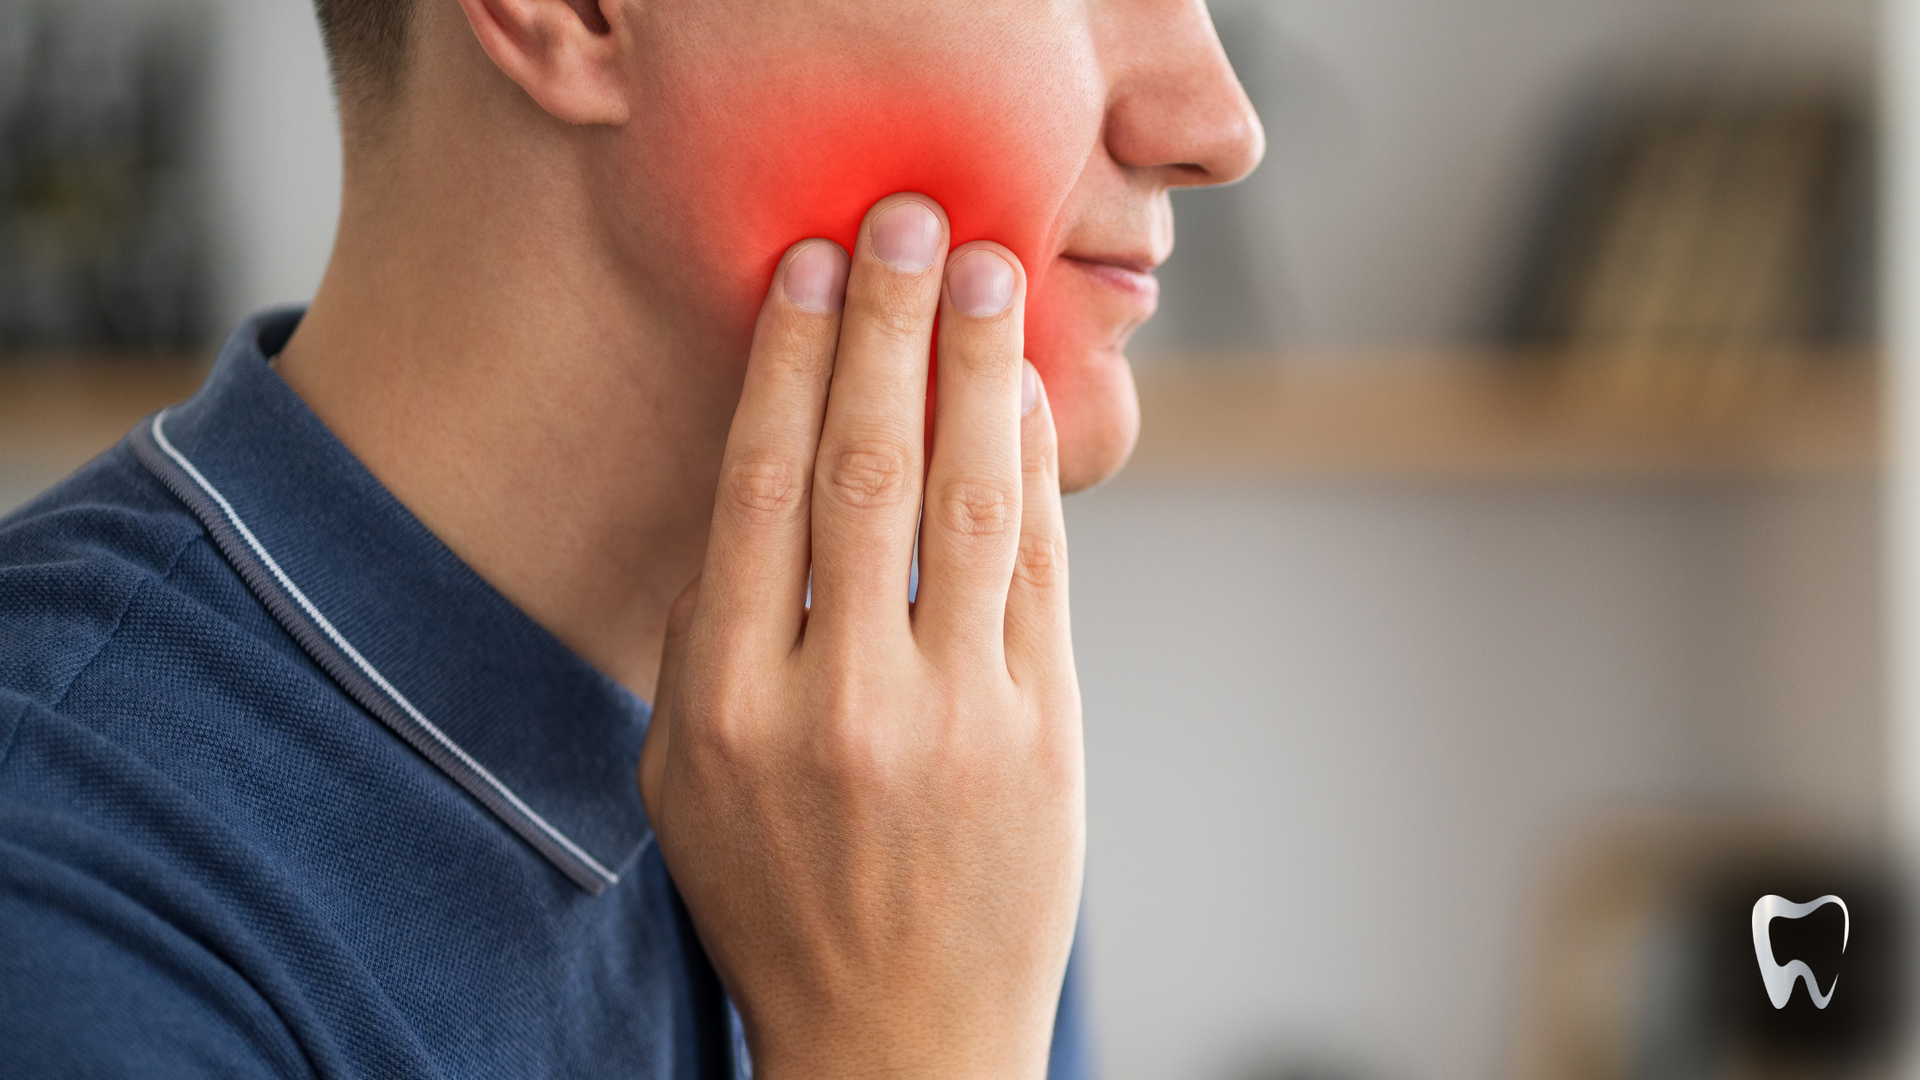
457, 0, 630, 126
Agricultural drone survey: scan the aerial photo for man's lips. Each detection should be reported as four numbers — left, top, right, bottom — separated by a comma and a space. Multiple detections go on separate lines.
1059, 253, 1160, 304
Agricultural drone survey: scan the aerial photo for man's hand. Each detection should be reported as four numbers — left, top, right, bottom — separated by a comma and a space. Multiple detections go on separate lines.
638, 194, 1083, 1080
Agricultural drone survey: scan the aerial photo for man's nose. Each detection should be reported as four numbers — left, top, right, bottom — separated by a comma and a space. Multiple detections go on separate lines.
1102, 0, 1266, 188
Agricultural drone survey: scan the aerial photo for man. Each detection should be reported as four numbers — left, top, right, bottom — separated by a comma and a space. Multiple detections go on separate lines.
0, 0, 1261, 1076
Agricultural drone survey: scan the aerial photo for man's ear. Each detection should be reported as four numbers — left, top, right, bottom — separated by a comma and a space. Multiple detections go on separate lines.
456, 0, 629, 125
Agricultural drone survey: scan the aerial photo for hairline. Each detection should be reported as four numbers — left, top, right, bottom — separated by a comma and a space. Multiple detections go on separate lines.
313, 0, 416, 136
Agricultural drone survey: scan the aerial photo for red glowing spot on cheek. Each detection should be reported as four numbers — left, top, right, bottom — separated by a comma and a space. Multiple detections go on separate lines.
636, 65, 1097, 356
619, 38, 1108, 468
730, 105, 1068, 300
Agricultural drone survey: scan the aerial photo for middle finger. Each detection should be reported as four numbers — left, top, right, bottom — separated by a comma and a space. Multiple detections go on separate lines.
807, 194, 950, 640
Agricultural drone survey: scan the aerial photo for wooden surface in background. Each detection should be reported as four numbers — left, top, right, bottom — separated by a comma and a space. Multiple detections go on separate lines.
1128, 349, 1879, 480
0, 350, 1881, 481
0, 355, 211, 471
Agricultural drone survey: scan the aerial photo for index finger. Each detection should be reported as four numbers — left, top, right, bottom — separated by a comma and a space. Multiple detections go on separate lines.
699, 239, 849, 658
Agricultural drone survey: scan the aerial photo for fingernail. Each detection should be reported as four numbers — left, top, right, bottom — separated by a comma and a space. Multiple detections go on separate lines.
1021, 360, 1039, 416
949, 249, 1015, 318
782, 242, 848, 313
871, 201, 941, 272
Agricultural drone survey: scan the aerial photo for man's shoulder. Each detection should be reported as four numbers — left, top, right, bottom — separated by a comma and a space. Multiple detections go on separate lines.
0, 448, 322, 1077
0, 441, 209, 708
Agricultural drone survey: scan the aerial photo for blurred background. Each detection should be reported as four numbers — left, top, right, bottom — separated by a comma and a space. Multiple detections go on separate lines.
0, 1, 1904, 1078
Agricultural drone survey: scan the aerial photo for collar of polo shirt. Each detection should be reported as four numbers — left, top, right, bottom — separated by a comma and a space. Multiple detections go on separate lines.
130, 309, 652, 895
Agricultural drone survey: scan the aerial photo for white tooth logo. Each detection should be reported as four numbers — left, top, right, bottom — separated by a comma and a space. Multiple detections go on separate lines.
1751, 894, 1849, 1010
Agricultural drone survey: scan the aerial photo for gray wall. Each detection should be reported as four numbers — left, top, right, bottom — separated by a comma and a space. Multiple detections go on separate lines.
1069, 476, 1882, 1080
203, 0, 340, 331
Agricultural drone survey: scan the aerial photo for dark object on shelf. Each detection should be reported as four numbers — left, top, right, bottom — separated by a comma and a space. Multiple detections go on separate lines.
1506, 86, 1871, 353
0, 1, 212, 351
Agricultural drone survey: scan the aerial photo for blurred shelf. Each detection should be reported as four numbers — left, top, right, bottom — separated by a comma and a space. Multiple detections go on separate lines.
0, 354, 212, 471
1127, 348, 1880, 481
0, 349, 1883, 485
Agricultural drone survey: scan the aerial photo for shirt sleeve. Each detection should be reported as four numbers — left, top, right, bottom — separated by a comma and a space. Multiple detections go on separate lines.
0, 826, 315, 1079
1047, 917, 1098, 1080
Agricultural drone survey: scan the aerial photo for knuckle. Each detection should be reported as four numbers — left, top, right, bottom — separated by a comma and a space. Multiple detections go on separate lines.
819, 716, 894, 789
693, 663, 777, 759
868, 300, 927, 342
720, 456, 806, 521
1022, 436, 1057, 481
806, 661, 918, 793
759, 330, 832, 386
1014, 531, 1067, 590
853, 275, 936, 342
814, 713, 894, 791
821, 438, 914, 510
948, 338, 1021, 385
931, 478, 1019, 540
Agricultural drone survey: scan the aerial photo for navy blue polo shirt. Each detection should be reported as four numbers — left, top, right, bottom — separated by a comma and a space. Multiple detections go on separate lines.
0, 309, 1092, 1079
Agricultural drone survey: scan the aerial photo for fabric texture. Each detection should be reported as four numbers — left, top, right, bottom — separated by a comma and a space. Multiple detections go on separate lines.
0, 309, 1093, 1079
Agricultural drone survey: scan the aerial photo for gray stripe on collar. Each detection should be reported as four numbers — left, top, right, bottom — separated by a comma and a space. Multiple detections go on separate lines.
132, 410, 620, 895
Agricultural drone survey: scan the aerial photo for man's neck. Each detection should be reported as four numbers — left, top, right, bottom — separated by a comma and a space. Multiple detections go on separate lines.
274, 59, 741, 701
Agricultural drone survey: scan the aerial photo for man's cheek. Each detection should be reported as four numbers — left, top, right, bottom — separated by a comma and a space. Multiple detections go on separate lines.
646, 78, 1095, 341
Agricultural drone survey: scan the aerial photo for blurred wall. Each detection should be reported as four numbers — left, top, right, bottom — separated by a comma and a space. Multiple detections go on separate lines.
192, 0, 340, 331
1071, 476, 1881, 1080
1894, 0, 1920, 866
1136, 0, 1879, 352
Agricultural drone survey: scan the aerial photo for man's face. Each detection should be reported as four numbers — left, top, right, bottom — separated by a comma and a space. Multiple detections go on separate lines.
600, 0, 1260, 490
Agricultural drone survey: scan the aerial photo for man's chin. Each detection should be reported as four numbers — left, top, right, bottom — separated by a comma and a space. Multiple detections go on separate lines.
1047, 347, 1140, 494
